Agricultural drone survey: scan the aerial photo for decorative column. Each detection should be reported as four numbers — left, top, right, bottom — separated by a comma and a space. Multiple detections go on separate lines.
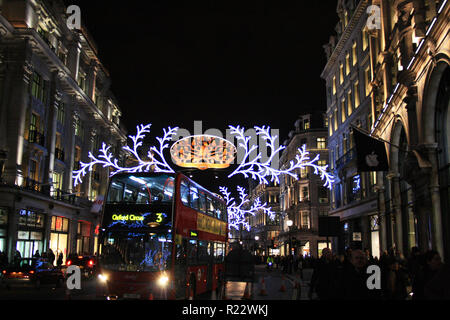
3, 41, 33, 186
85, 127, 97, 200
387, 172, 403, 251
43, 72, 63, 194
67, 34, 82, 82
87, 60, 99, 102
423, 144, 444, 258
67, 108, 79, 193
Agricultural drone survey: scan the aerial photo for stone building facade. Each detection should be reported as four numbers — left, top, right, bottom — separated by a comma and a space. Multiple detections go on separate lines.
0, 0, 127, 264
278, 113, 331, 258
322, 0, 449, 261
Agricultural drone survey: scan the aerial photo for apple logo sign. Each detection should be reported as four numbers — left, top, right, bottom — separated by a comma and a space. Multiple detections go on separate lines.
366, 151, 379, 167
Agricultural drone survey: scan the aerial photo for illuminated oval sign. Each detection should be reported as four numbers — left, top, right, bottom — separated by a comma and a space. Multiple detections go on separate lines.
170, 135, 237, 170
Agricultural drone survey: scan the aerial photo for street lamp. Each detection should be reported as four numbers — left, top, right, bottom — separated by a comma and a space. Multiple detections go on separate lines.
286, 219, 293, 257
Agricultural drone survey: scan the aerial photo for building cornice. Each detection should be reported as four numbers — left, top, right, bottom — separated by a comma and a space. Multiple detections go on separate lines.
321, 0, 369, 79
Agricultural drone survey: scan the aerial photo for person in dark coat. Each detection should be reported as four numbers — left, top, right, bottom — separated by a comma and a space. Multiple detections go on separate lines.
336, 249, 382, 300
48, 248, 55, 266
57, 252, 63, 267
413, 250, 444, 300
309, 248, 339, 300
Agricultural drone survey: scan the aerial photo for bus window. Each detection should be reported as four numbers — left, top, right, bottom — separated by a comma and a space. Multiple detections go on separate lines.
180, 180, 190, 206
198, 191, 206, 214
198, 241, 210, 263
107, 181, 124, 203
206, 196, 214, 216
189, 186, 199, 210
187, 239, 197, 265
214, 200, 222, 220
213, 242, 225, 262
106, 174, 175, 204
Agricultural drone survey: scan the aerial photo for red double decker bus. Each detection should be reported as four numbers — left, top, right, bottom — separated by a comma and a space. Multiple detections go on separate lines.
96, 172, 228, 300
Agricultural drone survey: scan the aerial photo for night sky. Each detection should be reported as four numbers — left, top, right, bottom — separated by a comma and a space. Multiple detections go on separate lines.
66, 0, 339, 192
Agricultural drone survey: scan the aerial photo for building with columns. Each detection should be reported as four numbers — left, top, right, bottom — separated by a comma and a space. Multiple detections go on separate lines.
0, 0, 127, 264
247, 179, 281, 257
278, 113, 331, 258
322, 0, 449, 261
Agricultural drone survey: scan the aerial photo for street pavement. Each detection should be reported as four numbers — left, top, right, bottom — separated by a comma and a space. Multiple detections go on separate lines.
0, 266, 315, 300
221, 265, 314, 300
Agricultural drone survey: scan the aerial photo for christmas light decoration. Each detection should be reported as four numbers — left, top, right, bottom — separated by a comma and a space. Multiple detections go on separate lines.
228, 125, 334, 189
219, 186, 275, 232
73, 123, 334, 191
170, 134, 237, 170
72, 124, 178, 187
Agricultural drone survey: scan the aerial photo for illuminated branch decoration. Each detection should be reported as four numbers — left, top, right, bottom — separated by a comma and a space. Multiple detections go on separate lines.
219, 186, 275, 232
228, 125, 334, 189
72, 124, 178, 187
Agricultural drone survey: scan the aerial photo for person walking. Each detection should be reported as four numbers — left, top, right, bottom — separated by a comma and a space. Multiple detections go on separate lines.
48, 248, 55, 266
309, 248, 339, 300
57, 252, 63, 267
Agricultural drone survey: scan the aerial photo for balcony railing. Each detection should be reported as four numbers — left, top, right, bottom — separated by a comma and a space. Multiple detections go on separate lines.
28, 130, 46, 147
335, 147, 356, 170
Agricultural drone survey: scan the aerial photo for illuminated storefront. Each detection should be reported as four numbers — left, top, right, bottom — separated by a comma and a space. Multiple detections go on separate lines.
0, 208, 7, 253
76, 221, 91, 255
49, 216, 69, 264
16, 209, 45, 259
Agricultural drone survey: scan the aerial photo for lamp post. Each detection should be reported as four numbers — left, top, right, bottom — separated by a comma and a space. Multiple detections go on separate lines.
286, 219, 293, 257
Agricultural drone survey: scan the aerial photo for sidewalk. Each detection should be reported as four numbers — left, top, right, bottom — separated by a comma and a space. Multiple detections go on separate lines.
284, 268, 315, 300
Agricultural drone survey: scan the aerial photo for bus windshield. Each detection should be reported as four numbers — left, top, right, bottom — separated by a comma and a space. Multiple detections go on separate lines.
99, 230, 172, 272
106, 174, 175, 205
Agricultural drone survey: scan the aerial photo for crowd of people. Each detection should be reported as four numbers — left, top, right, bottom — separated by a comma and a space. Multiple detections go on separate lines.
257, 247, 449, 300
0, 248, 65, 268
307, 247, 450, 300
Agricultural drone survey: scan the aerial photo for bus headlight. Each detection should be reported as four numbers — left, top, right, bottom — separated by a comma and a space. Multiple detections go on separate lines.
98, 273, 108, 283
157, 274, 169, 287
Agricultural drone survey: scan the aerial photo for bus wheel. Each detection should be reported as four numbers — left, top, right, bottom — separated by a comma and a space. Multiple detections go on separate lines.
188, 275, 196, 300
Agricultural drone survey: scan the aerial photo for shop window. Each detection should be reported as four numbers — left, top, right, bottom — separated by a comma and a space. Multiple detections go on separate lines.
77, 221, 91, 255
51, 216, 69, 232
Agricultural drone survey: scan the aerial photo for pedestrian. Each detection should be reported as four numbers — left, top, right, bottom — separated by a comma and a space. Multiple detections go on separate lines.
0, 250, 8, 268
412, 250, 444, 300
33, 250, 40, 258
336, 249, 382, 300
309, 248, 339, 300
384, 257, 410, 300
48, 248, 55, 266
13, 250, 21, 265
57, 252, 63, 267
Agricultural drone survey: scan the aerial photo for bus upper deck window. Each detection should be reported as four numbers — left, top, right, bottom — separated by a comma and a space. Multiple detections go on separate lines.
180, 180, 189, 206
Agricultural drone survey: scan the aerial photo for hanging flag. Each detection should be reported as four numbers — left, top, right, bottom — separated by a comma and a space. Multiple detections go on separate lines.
353, 128, 389, 172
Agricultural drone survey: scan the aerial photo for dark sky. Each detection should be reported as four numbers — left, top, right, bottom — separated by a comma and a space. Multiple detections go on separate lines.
67, 0, 339, 192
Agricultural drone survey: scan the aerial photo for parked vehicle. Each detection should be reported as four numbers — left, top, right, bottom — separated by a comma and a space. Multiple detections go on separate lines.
1, 258, 64, 290
66, 254, 97, 278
